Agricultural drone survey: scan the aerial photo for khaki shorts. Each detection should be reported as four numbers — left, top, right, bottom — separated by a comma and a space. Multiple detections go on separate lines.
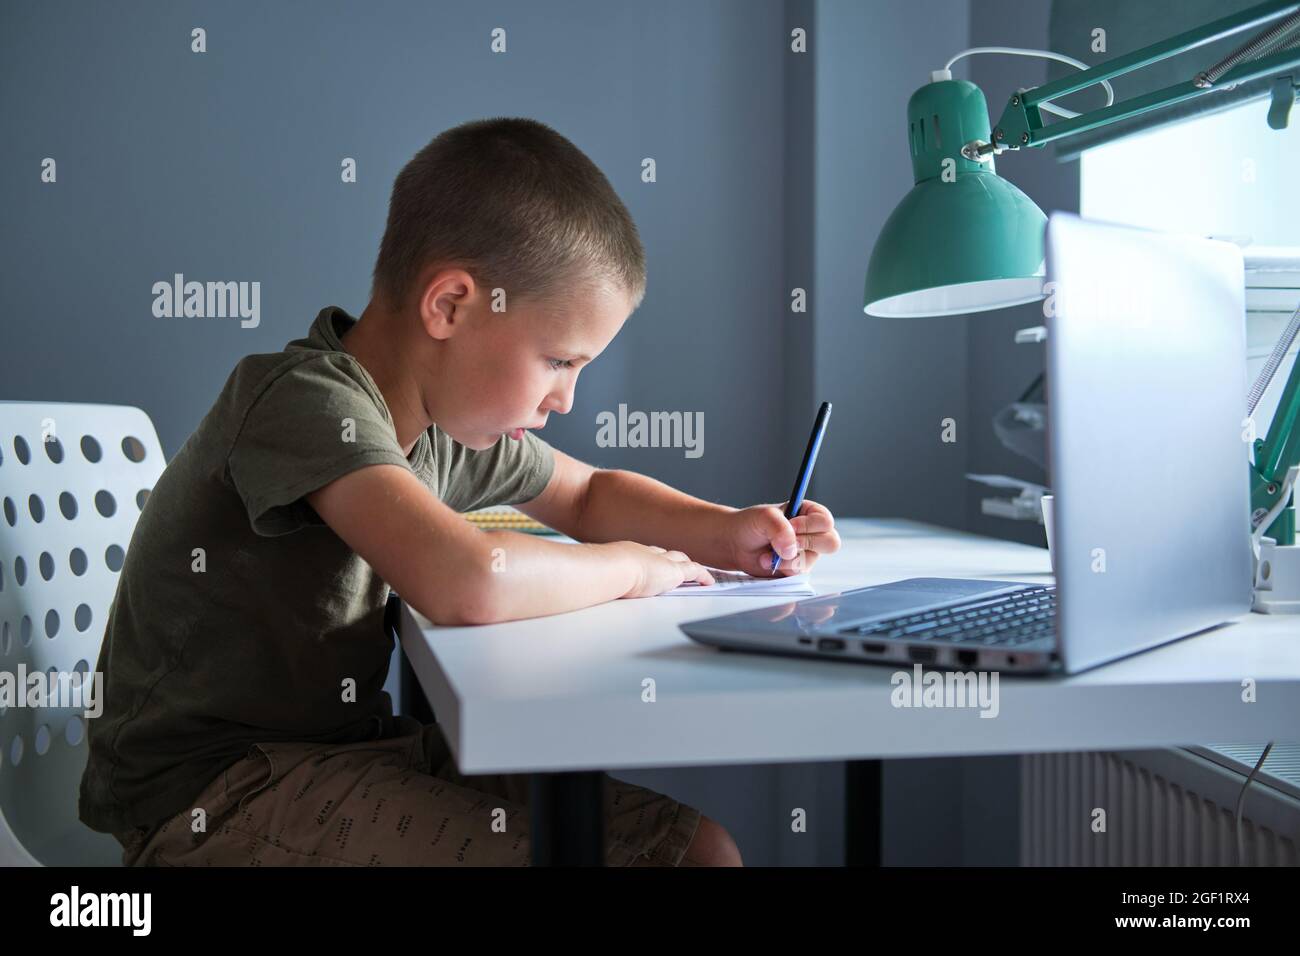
113, 716, 701, 867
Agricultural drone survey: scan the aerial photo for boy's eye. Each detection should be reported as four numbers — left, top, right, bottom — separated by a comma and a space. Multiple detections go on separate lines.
547, 358, 575, 370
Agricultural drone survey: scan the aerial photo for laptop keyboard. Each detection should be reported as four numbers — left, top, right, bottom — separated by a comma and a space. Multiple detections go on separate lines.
838, 586, 1057, 647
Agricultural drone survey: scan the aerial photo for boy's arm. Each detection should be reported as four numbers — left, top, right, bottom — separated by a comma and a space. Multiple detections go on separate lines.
508, 447, 594, 540
518, 454, 738, 569
305, 463, 663, 626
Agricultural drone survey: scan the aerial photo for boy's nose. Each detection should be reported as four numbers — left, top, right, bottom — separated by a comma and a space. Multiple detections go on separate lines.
546, 386, 575, 416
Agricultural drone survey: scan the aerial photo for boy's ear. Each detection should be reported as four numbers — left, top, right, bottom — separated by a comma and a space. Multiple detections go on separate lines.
416, 268, 476, 340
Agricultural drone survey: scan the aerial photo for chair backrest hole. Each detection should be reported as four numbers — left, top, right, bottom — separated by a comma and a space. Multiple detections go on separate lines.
39, 552, 54, 581
105, 544, 125, 572
94, 490, 116, 517
13, 556, 26, 586
59, 491, 78, 519
136, 488, 151, 510
70, 661, 90, 696
2, 497, 15, 527
66, 716, 85, 747
34, 725, 50, 756
69, 548, 88, 575
121, 436, 147, 463
28, 494, 45, 522
43, 436, 65, 463
74, 604, 93, 632
79, 434, 102, 462
9, 735, 23, 767
44, 609, 60, 638
13, 436, 31, 465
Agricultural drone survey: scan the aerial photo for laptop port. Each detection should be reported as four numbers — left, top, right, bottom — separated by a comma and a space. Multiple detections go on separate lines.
956, 650, 978, 667
909, 646, 936, 663
861, 642, 887, 654
797, 637, 812, 645
817, 637, 846, 652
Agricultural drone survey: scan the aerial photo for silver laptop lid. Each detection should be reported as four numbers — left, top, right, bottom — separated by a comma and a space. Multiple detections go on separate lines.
1046, 213, 1254, 673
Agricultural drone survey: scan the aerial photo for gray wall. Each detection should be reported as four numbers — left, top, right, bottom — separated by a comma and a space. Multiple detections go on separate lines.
3, 0, 1066, 865
625, 0, 1036, 866
966, 0, 1081, 546
785, 0, 1043, 867
873, 0, 1078, 866
0, 0, 785, 508
808, 0, 971, 532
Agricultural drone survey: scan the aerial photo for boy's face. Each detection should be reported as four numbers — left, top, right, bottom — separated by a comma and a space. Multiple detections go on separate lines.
424, 276, 633, 450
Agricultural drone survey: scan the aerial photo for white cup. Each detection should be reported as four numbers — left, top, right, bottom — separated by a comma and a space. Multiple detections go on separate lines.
1040, 494, 1055, 574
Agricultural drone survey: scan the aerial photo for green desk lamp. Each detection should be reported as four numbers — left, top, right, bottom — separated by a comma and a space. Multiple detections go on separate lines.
864, 0, 1300, 547
863, 78, 1048, 318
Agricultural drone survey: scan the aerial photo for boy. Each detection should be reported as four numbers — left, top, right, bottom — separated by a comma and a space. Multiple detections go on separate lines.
79, 117, 841, 866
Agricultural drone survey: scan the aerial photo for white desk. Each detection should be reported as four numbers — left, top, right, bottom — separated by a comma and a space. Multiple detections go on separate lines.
397, 517, 1300, 863
400, 517, 1300, 771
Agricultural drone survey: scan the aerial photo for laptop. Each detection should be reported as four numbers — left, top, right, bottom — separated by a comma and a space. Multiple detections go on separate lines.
681, 214, 1255, 674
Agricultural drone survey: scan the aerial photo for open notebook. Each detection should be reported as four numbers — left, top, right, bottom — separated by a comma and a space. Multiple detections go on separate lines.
665, 568, 814, 597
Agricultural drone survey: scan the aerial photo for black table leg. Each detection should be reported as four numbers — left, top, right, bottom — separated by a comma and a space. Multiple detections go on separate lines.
845, 759, 883, 866
398, 651, 437, 725
530, 772, 604, 866
390, 593, 438, 726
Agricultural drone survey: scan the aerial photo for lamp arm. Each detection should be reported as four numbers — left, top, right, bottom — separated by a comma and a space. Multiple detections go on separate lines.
1252, 309, 1300, 543
988, 0, 1300, 149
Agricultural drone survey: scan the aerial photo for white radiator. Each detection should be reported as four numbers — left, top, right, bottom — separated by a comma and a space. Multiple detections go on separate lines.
1021, 748, 1300, 866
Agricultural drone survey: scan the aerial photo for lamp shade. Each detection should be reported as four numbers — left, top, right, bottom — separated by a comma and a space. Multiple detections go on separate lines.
864, 79, 1048, 318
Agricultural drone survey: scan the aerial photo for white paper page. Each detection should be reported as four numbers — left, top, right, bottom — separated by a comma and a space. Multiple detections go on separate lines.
663, 568, 814, 596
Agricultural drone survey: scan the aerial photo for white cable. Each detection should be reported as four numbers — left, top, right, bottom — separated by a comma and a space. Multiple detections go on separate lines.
943, 47, 1116, 121
1038, 101, 1083, 119
1235, 742, 1274, 866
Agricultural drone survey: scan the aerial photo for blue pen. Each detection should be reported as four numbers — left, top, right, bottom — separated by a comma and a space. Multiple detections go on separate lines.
771, 401, 832, 575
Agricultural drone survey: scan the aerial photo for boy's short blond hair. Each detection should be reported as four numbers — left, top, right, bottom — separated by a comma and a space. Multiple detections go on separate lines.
371, 117, 647, 314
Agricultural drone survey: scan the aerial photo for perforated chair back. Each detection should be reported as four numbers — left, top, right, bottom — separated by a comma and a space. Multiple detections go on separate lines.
0, 402, 166, 865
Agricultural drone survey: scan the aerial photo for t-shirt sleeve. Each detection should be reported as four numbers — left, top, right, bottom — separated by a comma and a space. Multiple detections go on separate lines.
226, 355, 415, 536
445, 429, 557, 514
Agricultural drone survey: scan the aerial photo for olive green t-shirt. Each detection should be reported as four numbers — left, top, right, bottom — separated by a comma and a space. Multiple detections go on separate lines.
78, 306, 556, 836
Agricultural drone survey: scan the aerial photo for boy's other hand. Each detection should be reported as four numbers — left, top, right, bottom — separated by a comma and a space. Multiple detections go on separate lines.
724, 500, 840, 577
610, 542, 716, 598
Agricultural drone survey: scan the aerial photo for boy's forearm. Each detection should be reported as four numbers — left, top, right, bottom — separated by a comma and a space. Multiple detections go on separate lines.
578, 468, 737, 568
469, 531, 638, 624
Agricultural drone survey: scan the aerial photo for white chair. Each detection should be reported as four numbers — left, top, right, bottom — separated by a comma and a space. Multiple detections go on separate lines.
0, 402, 165, 865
